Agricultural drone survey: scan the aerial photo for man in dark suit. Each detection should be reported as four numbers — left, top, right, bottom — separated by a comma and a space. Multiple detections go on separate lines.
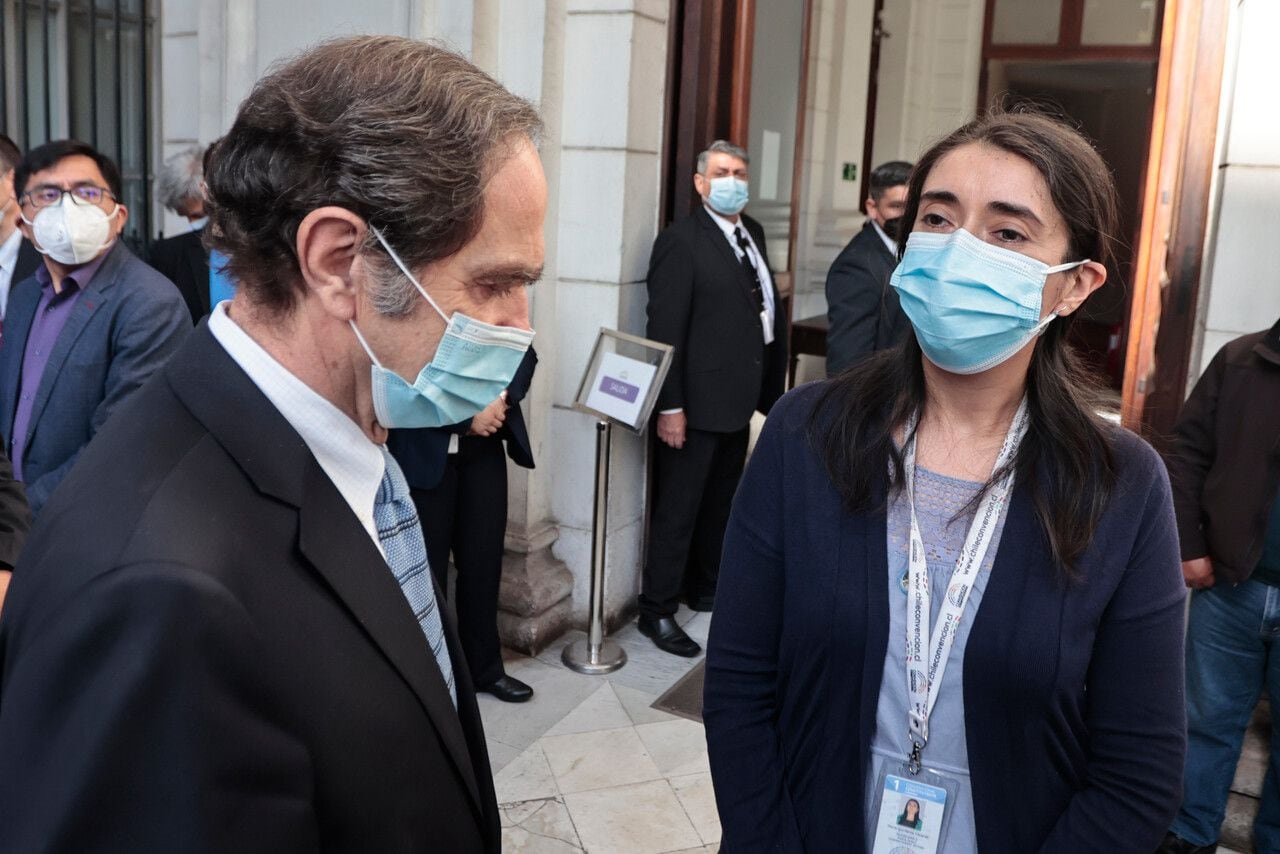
0, 140, 190, 514
824, 160, 913, 374
388, 347, 538, 703
147, 145, 213, 323
0, 37, 543, 852
0, 134, 42, 325
641, 140, 787, 657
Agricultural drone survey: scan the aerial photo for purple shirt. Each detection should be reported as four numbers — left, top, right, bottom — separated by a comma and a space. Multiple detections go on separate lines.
10, 253, 110, 480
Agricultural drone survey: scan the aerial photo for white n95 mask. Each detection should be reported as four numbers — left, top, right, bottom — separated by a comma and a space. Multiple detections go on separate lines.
27, 195, 118, 265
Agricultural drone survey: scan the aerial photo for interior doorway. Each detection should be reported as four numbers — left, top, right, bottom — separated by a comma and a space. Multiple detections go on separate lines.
986, 59, 1158, 389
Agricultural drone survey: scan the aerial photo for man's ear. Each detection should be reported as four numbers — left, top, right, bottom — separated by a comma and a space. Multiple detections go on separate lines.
296, 207, 367, 321
1053, 260, 1107, 317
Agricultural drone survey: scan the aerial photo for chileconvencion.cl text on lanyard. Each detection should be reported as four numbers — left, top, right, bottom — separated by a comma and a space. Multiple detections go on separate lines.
900, 397, 1030, 775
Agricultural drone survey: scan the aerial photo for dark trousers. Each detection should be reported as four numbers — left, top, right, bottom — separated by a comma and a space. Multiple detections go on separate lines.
410, 436, 508, 688
640, 425, 750, 619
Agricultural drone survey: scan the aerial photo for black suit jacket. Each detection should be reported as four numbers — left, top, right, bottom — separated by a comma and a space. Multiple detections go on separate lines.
646, 208, 787, 433
0, 443, 28, 569
147, 227, 210, 323
11, 238, 41, 285
0, 324, 499, 852
824, 221, 909, 374
387, 347, 538, 492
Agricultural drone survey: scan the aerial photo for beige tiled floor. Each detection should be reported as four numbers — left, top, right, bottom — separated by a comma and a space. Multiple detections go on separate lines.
480, 607, 717, 854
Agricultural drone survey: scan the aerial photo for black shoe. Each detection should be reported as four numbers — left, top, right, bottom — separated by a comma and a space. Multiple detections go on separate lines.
478, 675, 534, 703
637, 615, 702, 657
1155, 831, 1217, 854
686, 594, 715, 613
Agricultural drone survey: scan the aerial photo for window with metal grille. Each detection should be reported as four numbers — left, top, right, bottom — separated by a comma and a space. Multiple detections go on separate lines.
0, 0, 153, 253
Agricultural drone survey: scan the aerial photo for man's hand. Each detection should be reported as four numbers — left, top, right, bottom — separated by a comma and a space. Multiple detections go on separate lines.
0, 569, 10, 616
657, 411, 687, 450
468, 391, 509, 437
1183, 556, 1215, 590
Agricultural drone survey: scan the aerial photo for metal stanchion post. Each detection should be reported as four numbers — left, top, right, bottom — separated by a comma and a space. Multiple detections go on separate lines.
562, 420, 627, 674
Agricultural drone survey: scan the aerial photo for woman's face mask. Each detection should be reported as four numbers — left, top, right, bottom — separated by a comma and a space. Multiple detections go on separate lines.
349, 227, 535, 429
890, 228, 1086, 375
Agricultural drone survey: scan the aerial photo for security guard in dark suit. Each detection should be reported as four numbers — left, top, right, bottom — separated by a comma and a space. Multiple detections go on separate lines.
824, 160, 913, 375
641, 140, 787, 657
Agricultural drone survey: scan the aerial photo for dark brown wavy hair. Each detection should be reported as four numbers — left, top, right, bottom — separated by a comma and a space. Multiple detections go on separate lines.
809, 109, 1120, 576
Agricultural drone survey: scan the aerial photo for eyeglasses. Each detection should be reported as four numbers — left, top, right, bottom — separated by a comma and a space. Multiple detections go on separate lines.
21, 185, 115, 209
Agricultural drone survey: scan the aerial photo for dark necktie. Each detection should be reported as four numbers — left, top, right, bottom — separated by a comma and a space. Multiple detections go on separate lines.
733, 227, 765, 314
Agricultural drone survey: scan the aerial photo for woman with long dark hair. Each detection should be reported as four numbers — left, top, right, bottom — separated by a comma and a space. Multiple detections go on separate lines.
703, 111, 1185, 853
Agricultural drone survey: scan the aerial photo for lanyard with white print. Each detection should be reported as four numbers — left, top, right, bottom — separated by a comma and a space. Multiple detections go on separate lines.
901, 397, 1029, 774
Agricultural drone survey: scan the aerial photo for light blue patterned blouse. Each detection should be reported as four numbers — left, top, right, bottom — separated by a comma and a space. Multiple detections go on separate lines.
864, 465, 1011, 852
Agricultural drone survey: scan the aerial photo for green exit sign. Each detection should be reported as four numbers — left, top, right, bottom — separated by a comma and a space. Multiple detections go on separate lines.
842, 162, 858, 181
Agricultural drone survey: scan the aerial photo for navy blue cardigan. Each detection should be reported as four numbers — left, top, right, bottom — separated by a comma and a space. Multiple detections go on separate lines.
704, 382, 1186, 853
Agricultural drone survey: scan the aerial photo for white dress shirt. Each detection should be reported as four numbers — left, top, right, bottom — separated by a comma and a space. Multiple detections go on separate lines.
0, 229, 24, 321
207, 302, 387, 552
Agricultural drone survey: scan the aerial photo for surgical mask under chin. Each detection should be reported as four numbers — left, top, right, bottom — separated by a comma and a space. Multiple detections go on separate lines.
26, 195, 118, 265
890, 228, 1087, 375
705, 176, 749, 216
350, 227, 535, 429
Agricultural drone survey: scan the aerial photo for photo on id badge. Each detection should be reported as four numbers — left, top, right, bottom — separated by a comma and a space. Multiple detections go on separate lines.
871, 774, 947, 854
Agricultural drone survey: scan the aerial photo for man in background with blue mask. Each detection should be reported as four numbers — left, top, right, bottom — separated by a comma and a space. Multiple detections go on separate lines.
0, 38, 542, 853
642, 140, 787, 657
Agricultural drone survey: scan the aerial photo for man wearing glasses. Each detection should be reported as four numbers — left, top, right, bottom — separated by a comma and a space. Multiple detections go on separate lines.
0, 140, 189, 516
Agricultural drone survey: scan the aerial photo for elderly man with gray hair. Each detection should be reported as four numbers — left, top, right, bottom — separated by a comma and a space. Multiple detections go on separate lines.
148, 144, 216, 322
640, 139, 787, 656
0, 36, 543, 853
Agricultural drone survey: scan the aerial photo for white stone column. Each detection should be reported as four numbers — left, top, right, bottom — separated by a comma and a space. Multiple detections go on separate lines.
548, 0, 668, 630
467, 0, 578, 653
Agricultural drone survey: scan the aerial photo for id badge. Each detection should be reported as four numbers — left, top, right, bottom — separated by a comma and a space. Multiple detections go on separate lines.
760, 310, 775, 345
869, 763, 958, 854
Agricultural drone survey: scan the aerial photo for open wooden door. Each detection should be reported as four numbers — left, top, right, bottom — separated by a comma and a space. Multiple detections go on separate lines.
1121, 0, 1231, 441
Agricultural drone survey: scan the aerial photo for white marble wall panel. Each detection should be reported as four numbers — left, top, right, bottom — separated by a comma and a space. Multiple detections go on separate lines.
160, 34, 199, 143
162, 0, 198, 34
563, 14, 633, 148
1224, 0, 1280, 168
566, 0, 667, 19
1203, 167, 1280, 335
557, 149, 629, 283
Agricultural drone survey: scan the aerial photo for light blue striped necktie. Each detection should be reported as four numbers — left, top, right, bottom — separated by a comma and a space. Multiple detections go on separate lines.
374, 448, 456, 707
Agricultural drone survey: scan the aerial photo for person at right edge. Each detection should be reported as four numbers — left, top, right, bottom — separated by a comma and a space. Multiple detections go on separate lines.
704, 110, 1185, 852
1159, 316, 1280, 854
641, 139, 787, 657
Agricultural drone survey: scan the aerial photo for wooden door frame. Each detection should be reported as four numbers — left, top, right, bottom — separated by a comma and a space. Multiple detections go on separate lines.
1121, 0, 1231, 441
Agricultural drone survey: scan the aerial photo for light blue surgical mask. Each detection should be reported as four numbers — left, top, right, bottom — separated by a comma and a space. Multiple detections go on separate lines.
890, 228, 1087, 375
349, 227, 535, 429
705, 176, 749, 216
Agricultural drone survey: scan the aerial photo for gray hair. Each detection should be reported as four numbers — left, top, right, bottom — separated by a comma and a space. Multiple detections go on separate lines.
157, 145, 205, 212
696, 140, 749, 175
204, 36, 543, 318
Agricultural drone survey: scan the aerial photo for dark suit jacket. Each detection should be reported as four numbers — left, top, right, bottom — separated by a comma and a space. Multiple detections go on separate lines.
704, 383, 1186, 853
147, 227, 210, 323
0, 443, 29, 569
11, 238, 41, 286
0, 324, 500, 852
824, 221, 908, 374
0, 241, 190, 512
387, 347, 538, 492
1167, 318, 1280, 583
646, 208, 787, 433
